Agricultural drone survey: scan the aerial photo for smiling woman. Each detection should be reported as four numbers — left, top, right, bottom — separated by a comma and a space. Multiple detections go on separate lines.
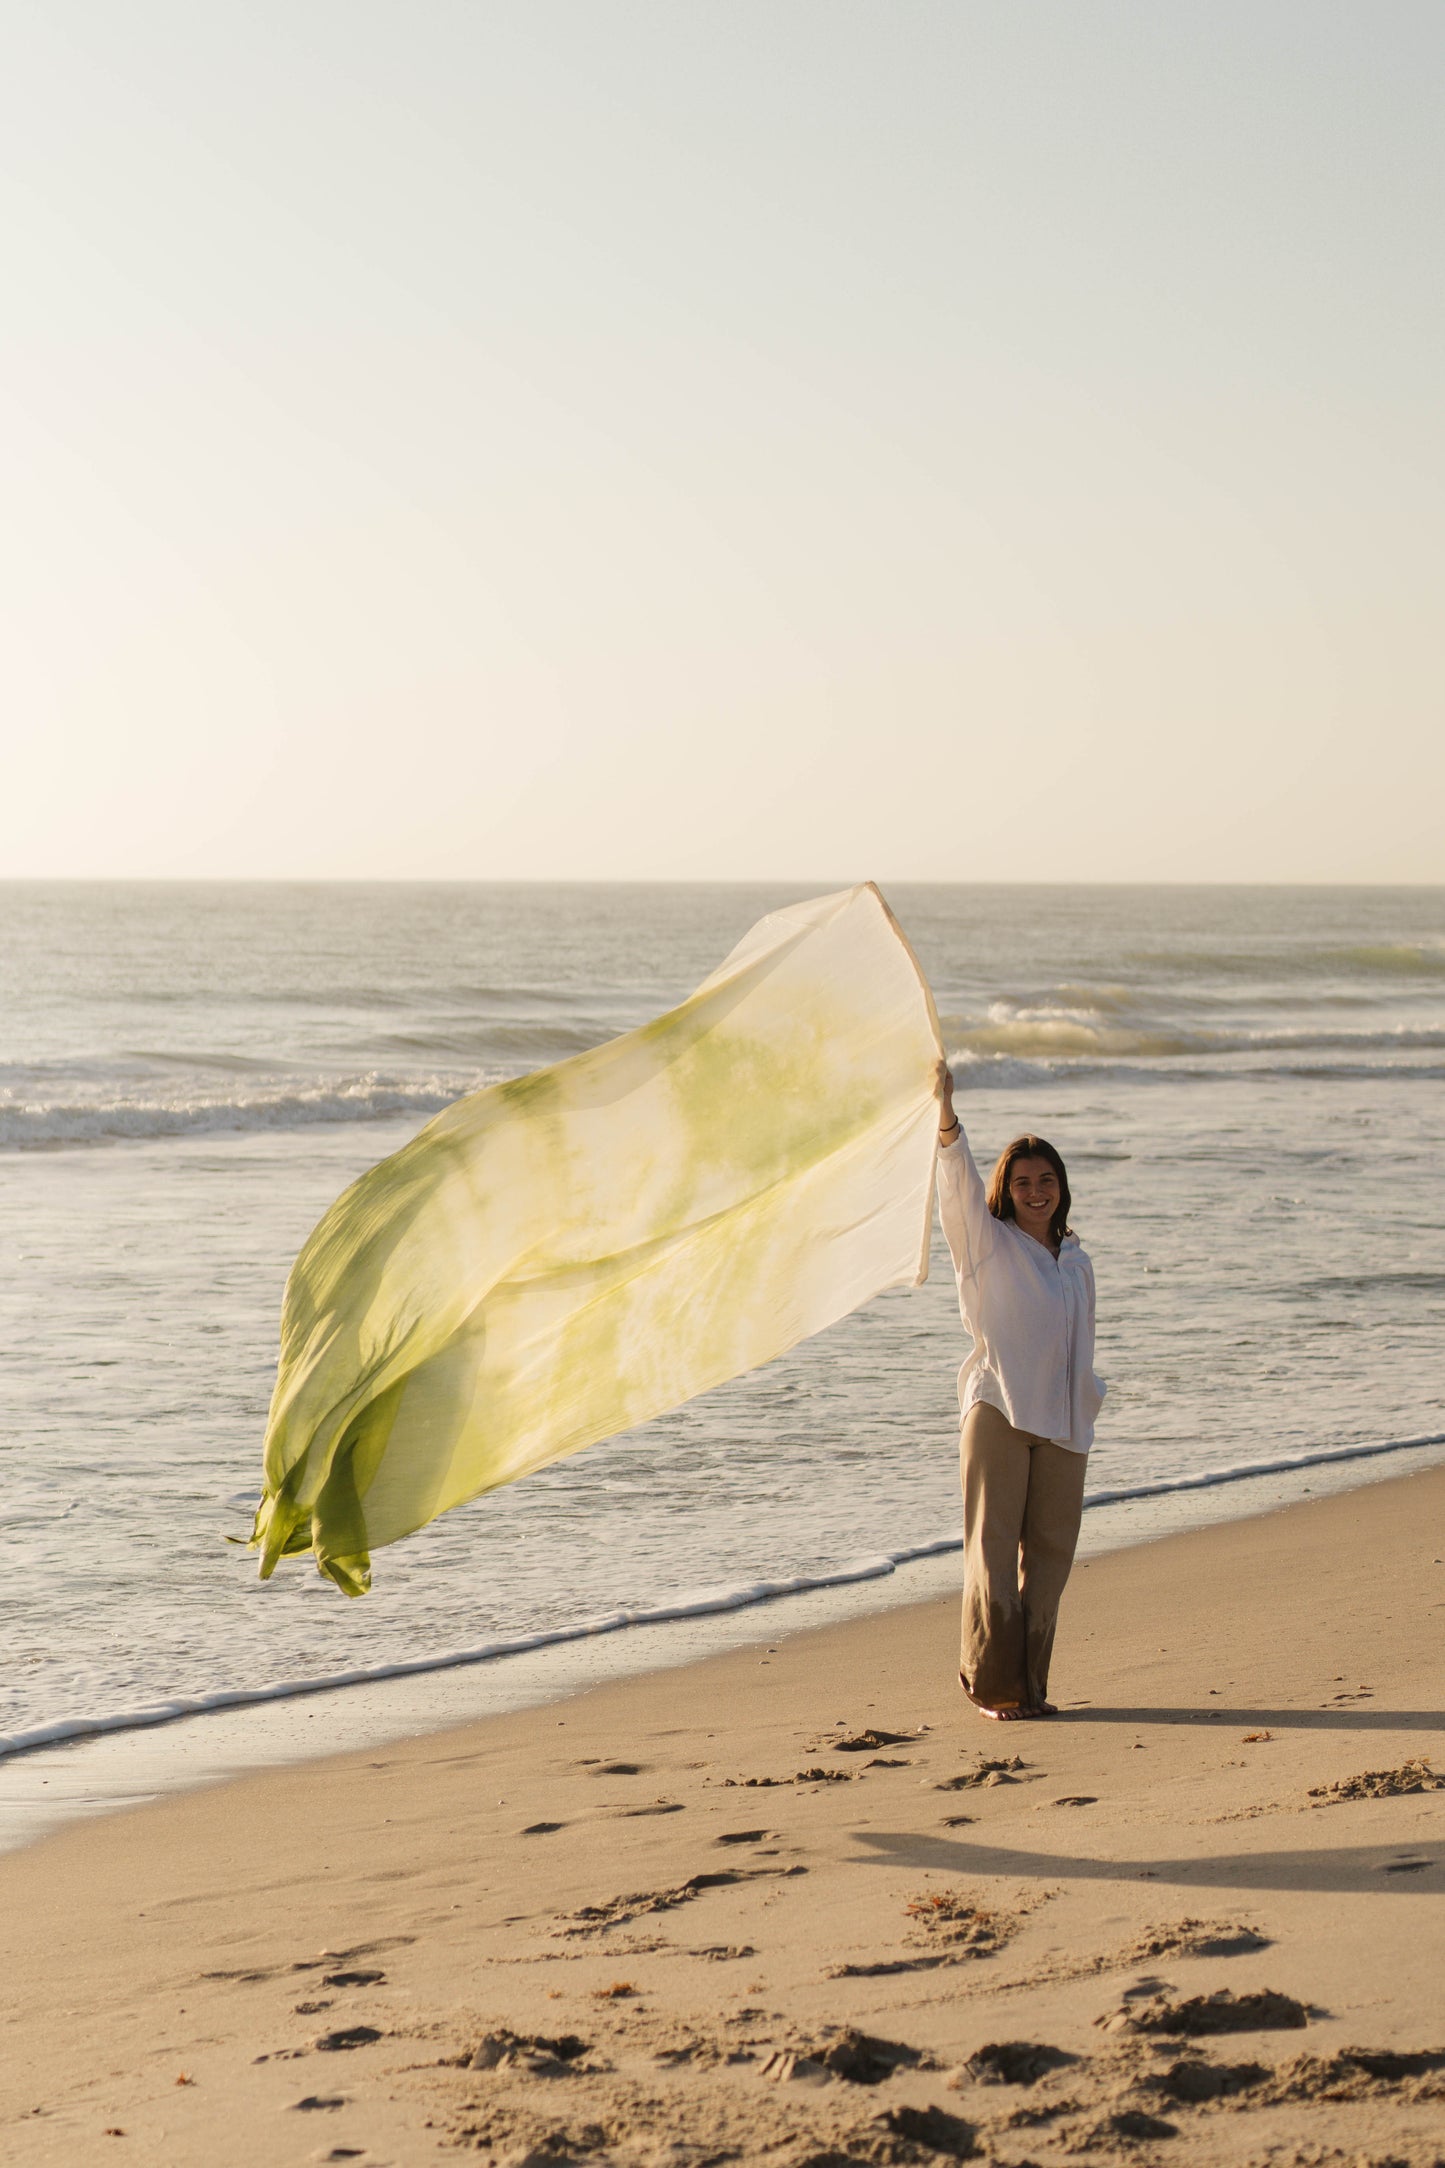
935, 1065, 1105, 1722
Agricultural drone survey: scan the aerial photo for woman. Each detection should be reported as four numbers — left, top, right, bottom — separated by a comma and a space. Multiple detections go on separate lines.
936, 1064, 1104, 1721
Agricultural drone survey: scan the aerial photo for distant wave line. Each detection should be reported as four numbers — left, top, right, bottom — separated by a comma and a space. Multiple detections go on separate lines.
951, 1052, 1445, 1092
949, 1019, 1445, 1061
2, 1429, 1441, 1765
7, 1044, 1445, 1152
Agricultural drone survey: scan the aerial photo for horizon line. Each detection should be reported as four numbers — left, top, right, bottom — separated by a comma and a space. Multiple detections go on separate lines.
0, 874, 1442, 892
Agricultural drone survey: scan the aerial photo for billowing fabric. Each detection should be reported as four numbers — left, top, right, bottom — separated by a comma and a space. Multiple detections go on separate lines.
936, 1127, 1105, 1452
251, 883, 943, 1596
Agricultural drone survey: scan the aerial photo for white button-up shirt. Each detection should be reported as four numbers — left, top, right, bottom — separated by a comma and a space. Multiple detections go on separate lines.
936, 1128, 1105, 1453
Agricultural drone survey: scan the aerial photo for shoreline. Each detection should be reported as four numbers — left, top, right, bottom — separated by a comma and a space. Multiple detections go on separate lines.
1, 1460, 1442, 2164
4, 1433, 1445, 1863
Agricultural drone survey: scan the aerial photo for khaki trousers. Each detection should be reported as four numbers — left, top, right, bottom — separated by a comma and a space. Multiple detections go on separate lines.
959, 1400, 1088, 1710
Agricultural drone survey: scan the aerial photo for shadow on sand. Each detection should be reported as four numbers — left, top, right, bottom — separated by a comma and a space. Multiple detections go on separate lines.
1055, 1706, 1445, 1736
849, 1827, 1444, 1897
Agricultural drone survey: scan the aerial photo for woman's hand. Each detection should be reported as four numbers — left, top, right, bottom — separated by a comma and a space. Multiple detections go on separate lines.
936, 1059, 958, 1133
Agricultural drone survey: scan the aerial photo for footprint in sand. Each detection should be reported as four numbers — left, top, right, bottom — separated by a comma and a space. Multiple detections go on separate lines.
721, 1768, 854, 1787
714, 1829, 774, 1846
557, 1865, 806, 1935
313, 2025, 385, 2053
874, 2102, 978, 2155
1101, 1988, 1307, 2036
1091, 2108, 1179, 2142
1120, 1975, 1175, 2000
929, 1753, 1030, 1791
1151, 2054, 1269, 2102
1122, 1919, 1270, 1963
762, 2027, 931, 2086
521, 1821, 566, 1835
1309, 1758, 1444, 1804
965, 2039, 1075, 2085
464, 2027, 590, 2074
821, 1727, 918, 1754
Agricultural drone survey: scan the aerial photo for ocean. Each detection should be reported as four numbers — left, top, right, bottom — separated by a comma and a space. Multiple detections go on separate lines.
2, 882, 1443, 1765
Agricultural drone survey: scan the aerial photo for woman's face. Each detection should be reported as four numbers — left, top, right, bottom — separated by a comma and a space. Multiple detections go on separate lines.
1008, 1156, 1061, 1242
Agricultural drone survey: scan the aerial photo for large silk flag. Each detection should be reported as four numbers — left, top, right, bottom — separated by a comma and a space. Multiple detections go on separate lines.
251, 883, 944, 1595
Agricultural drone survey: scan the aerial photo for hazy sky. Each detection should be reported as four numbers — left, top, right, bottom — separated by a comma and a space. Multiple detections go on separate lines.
3, 2, 1442, 882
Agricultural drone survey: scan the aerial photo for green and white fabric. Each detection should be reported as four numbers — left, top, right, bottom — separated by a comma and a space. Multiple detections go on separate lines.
251, 883, 943, 1595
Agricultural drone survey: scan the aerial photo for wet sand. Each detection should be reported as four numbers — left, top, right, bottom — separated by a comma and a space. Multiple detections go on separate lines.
1, 1466, 1442, 2166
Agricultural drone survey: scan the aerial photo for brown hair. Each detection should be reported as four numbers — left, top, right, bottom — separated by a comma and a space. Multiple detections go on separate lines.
986, 1135, 1072, 1248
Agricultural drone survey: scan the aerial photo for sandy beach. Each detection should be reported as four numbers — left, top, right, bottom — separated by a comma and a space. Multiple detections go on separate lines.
2, 1466, 1442, 2168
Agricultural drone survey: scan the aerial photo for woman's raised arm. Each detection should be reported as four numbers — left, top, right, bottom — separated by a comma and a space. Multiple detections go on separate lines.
935, 1062, 997, 1278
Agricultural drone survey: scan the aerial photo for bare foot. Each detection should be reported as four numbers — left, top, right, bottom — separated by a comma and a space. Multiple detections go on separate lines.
1024, 1701, 1059, 1719
960, 1675, 1028, 1722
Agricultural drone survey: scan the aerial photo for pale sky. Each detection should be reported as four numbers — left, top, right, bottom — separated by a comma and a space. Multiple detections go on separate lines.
3, 1, 1442, 882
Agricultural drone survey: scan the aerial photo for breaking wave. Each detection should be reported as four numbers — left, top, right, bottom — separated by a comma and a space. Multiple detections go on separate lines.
943, 993, 1445, 1069
0, 1076, 475, 1151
